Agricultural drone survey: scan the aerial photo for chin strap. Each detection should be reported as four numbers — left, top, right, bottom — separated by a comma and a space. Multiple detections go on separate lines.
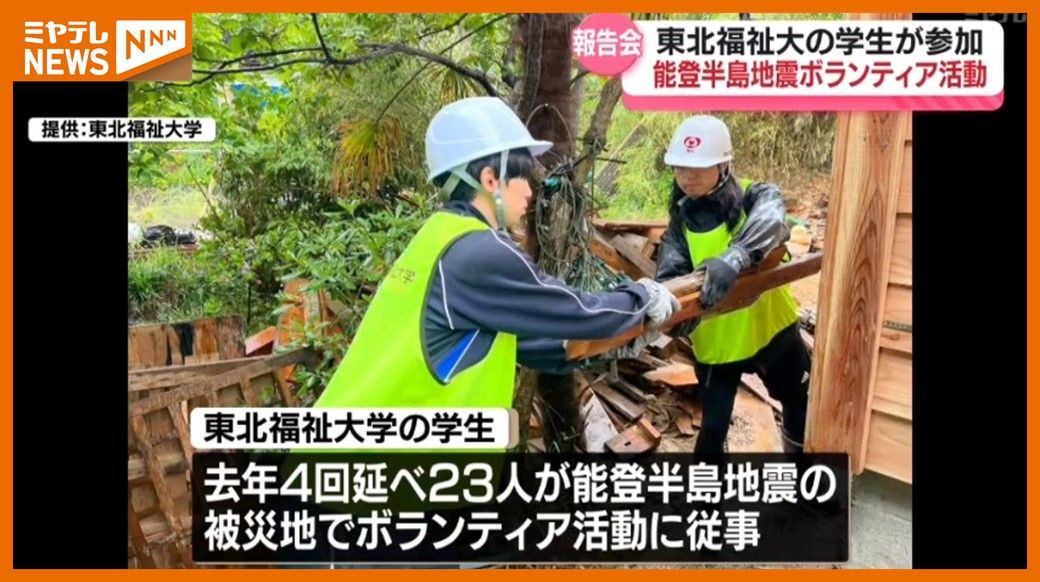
442, 151, 510, 230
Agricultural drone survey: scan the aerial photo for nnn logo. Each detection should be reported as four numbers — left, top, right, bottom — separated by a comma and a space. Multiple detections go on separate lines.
116, 20, 186, 74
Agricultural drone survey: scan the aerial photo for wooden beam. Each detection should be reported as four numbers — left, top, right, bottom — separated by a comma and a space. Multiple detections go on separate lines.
643, 363, 698, 388
591, 218, 668, 232
566, 251, 822, 360
805, 55, 911, 476
610, 233, 656, 278
605, 417, 661, 454
590, 382, 644, 421
588, 228, 647, 280
128, 355, 273, 392
611, 378, 650, 403
130, 349, 319, 416
245, 326, 277, 356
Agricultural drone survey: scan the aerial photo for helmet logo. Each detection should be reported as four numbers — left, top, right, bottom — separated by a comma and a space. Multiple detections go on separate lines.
683, 136, 702, 152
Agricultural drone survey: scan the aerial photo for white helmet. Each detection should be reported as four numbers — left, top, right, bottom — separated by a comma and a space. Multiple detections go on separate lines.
425, 96, 552, 182
663, 115, 733, 169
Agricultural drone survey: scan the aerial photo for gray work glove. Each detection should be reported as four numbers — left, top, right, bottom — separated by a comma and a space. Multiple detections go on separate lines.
699, 246, 751, 310
636, 278, 681, 330
597, 329, 662, 361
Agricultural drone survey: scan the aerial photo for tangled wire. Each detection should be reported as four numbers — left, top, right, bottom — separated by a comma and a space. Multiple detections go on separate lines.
532, 153, 629, 292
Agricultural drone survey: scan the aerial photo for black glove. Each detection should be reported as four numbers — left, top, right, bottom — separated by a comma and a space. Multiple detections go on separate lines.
700, 257, 739, 310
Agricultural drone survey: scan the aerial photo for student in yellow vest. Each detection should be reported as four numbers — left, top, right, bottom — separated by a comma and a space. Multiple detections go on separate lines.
315, 97, 679, 418
656, 115, 811, 454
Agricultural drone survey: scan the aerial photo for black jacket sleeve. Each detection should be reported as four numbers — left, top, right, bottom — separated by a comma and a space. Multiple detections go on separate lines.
655, 216, 694, 280
733, 181, 791, 264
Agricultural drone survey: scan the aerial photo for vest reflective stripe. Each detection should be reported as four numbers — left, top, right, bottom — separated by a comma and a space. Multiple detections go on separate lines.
684, 178, 799, 364
316, 212, 518, 410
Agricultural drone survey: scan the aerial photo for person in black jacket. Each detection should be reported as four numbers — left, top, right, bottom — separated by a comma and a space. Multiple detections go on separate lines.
655, 115, 812, 454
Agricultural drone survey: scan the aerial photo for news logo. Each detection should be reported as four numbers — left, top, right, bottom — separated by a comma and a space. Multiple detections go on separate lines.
23, 18, 191, 80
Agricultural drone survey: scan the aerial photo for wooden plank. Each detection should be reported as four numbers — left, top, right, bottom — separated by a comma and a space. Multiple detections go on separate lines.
130, 417, 186, 532
888, 215, 912, 286
216, 315, 246, 360
611, 378, 650, 404
872, 349, 912, 420
676, 396, 703, 428
165, 325, 183, 366
192, 318, 219, 361
805, 89, 911, 476
645, 227, 667, 245
897, 140, 912, 214
567, 251, 822, 360
128, 501, 158, 569
239, 379, 261, 407
131, 349, 320, 416
727, 388, 783, 453
643, 363, 698, 388
245, 326, 277, 356
129, 356, 271, 392
610, 233, 656, 278
168, 404, 194, 459
883, 284, 912, 327
871, 396, 911, 421
591, 218, 668, 232
864, 411, 912, 483
588, 229, 647, 280
580, 393, 620, 453
128, 325, 169, 370
128, 454, 147, 483
878, 325, 912, 354
606, 417, 661, 454
273, 369, 301, 407
619, 232, 648, 250
590, 383, 644, 421
640, 237, 656, 259
647, 334, 677, 360
740, 374, 783, 414
129, 316, 244, 371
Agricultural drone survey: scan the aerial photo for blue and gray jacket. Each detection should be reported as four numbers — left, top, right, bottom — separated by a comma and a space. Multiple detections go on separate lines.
422, 200, 652, 380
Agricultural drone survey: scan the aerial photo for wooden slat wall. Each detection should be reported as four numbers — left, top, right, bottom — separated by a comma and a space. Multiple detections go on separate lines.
807, 11, 913, 483
865, 123, 914, 483
805, 109, 909, 469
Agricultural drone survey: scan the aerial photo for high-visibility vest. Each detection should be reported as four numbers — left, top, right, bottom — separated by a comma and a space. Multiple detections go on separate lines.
316, 211, 518, 410
683, 178, 799, 364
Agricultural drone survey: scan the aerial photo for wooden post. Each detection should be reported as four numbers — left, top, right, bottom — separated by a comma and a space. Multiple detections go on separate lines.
805, 13, 912, 473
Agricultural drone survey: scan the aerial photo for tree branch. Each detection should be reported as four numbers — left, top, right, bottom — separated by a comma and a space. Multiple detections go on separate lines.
360, 42, 498, 96
310, 13, 334, 61
375, 13, 510, 122
569, 68, 590, 88
417, 14, 468, 40
573, 76, 623, 189
193, 47, 324, 66
165, 14, 507, 94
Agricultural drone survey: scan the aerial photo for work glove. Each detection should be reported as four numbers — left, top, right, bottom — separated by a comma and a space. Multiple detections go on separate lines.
635, 278, 681, 330
596, 329, 662, 361
699, 247, 749, 310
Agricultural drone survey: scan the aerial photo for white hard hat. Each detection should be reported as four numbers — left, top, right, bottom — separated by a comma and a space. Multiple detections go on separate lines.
663, 115, 733, 169
425, 97, 552, 182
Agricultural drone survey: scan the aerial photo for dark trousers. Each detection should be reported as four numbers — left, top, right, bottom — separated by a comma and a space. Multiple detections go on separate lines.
692, 324, 812, 454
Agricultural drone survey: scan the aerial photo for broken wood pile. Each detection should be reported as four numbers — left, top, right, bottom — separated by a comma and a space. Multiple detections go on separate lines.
524, 218, 822, 456
245, 278, 344, 360
528, 336, 794, 456
127, 316, 320, 568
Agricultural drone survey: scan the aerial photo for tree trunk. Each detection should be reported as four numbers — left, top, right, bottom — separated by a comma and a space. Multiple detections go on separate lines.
519, 14, 581, 162
511, 13, 586, 453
